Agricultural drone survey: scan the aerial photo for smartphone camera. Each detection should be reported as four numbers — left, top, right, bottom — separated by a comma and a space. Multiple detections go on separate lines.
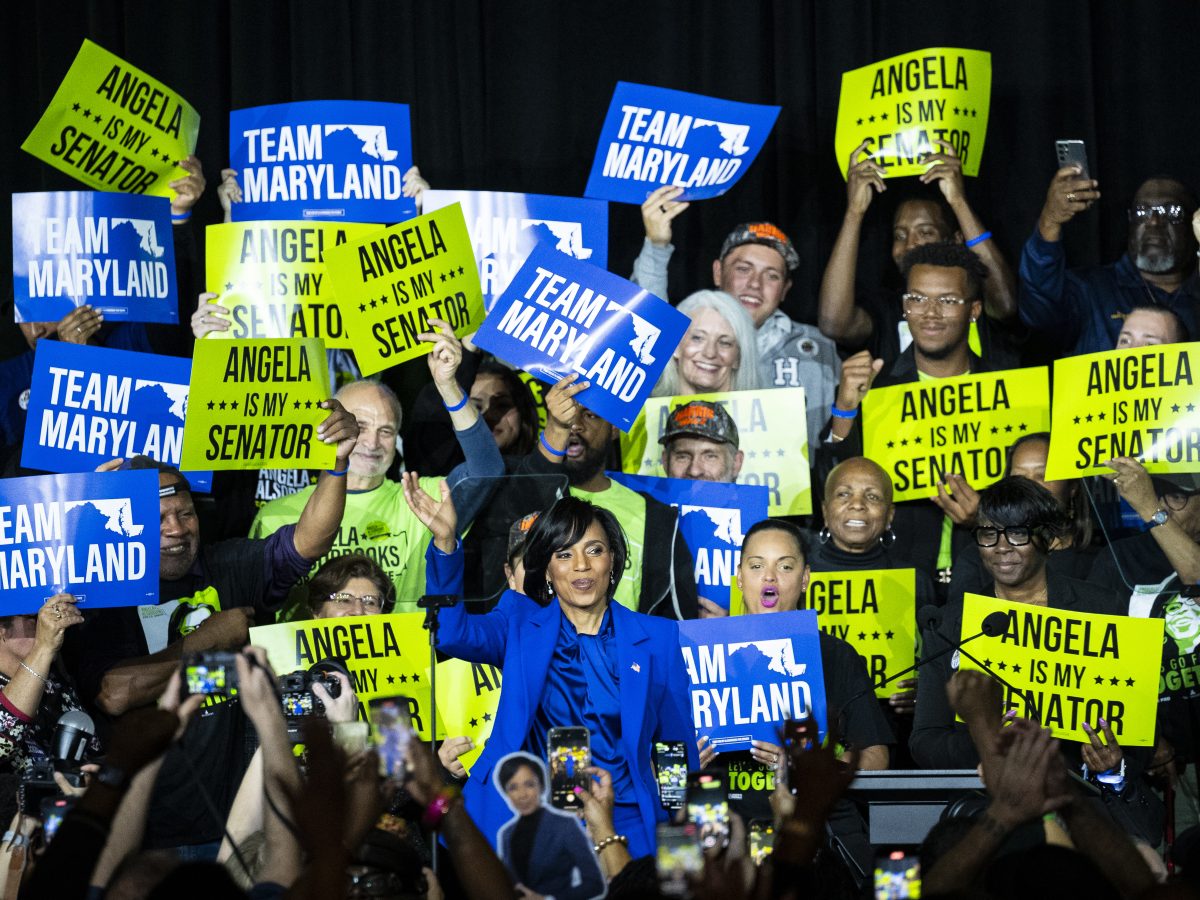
875, 849, 921, 900
685, 770, 730, 851
369, 696, 414, 779
653, 740, 687, 812
656, 823, 702, 896
548, 726, 591, 811
183, 651, 240, 696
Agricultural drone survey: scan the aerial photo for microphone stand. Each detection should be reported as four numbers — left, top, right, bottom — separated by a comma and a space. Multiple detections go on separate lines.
417, 592, 459, 871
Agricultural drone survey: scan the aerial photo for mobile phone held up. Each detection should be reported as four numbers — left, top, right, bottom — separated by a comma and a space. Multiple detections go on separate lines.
548, 726, 590, 811
875, 849, 921, 899
685, 769, 730, 851
1055, 139, 1089, 180
182, 651, 240, 697
653, 740, 687, 812
656, 823, 702, 896
369, 695, 414, 779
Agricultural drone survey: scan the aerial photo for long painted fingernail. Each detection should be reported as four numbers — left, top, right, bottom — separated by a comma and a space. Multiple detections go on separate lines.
1099, 718, 1107, 727
573, 786, 582, 795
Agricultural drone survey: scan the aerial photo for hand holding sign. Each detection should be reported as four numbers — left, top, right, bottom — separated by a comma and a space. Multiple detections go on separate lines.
1080, 719, 1124, 773
1038, 166, 1101, 241
217, 168, 242, 216
421, 318, 466, 394
846, 140, 887, 216
642, 185, 690, 247
317, 398, 359, 463
917, 139, 967, 207
931, 472, 980, 527
1102, 456, 1159, 520
35, 593, 85, 654
544, 374, 589, 431
191, 292, 231, 338
169, 155, 206, 217
58, 304, 104, 345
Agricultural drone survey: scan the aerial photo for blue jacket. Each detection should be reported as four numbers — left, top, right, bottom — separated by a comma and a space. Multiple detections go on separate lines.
426, 541, 698, 850
497, 808, 605, 900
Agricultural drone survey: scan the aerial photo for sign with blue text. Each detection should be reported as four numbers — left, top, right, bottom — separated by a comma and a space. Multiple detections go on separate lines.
22, 341, 211, 491
473, 243, 688, 431
608, 473, 768, 611
12, 191, 178, 324
0, 470, 160, 614
678, 611, 826, 752
423, 189, 609, 312
584, 82, 780, 203
229, 101, 415, 223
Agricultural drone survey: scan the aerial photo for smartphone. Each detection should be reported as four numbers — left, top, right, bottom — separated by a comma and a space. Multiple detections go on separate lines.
369, 696, 413, 778
656, 823, 702, 896
547, 726, 590, 811
748, 819, 775, 865
653, 740, 688, 812
782, 717, 815, 794
1055, 139, 1089, 179
40, 796, 73, 844
332, 721, 370, 756
182, 651, 240, 696
874, 849, 921, 900
685, 770, 730, 851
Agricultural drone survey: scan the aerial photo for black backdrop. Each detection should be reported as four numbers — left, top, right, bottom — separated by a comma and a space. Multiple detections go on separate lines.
5, 0, 1200, 354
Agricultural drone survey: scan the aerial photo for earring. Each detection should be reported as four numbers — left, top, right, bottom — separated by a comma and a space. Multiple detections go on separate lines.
879, 527, 897, 548
609, 571, 615, 586
545, 581, 555, 599
818, 527, 831, 544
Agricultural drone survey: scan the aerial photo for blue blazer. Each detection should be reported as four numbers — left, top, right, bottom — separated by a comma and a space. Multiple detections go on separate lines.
497, 808, 605, 899
427, 542, 698, 850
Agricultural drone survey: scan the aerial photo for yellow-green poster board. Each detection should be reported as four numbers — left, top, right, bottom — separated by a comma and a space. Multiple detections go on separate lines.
432, 658, 503, 774
250, 613, 439, 740
861, 367, 1050, 502
807, 569, 917, 698
322, 203, 485, 376
22, 39, 200, 197
180, 338, 335, 470
620, 388, 810, 515
1045, 343, 1200, 479
205, 222, 381, 349
960, 594, 1164, 746
834, 48, 991, 178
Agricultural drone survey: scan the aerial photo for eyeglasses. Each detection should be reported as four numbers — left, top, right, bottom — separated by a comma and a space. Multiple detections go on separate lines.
1129, 203, 1187, 225
973, 525, 1033, 547
1161, 492, 1194, 512
327, 592, 385, 612
901, 292, 969, 311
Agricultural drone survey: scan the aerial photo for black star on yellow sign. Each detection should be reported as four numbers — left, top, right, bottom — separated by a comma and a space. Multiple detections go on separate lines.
207, 401, 215, 410
1095, 675, 1104, 685
470, 717, 478, 728
1125, 677, 1135, 687
482, 712, 492, 722
1109, 677, 1119, 686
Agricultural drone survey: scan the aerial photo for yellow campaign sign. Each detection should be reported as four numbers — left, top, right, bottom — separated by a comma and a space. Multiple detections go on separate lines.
834, 48, 991, 179
808, 569, 917, 699
180, 338, 335, 471
861, 367, 1050, 502
21, 39, 199, 197
323, 203, 485, 377
250, 613, 440, 740
432, 658, 503, 774
620, 388, 811, 515
960, 594, 1164, 747
1045, 343, 1200, 479
205, 222, 381, 349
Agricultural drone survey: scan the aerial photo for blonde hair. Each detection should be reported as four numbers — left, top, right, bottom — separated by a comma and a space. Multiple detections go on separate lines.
653, 290, 760, 397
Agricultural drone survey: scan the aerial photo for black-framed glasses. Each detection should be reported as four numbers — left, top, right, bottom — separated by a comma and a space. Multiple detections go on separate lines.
327, 592, 385, 611
901, 291, 968, 311
973, 525, 1033, 547
1161, 492, 1193, 512
1128, 203, 1186, 225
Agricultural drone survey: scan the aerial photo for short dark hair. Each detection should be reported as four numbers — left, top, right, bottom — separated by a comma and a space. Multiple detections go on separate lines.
474, 361, 540, 456
901, 241, 989, 301
1124, 301, 1191, 343
742, 518, 808, 562
1006, 432, 1093, 547
498, 754, 545, 790
891, 188, 958, 239
977, 476, 1069, 555
521, 496, 627, 606
1136, 175, 1199, 213
306, 553, 395, 614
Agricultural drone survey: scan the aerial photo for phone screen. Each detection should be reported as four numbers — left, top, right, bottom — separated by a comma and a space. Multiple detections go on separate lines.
874, 850, 921, 899
782, 717, 815, 793
656, 823, 702, 896
184, 663, 227, 695
653, 740, 687, 811
748, 819, 775, 865
40, 797, 72, 843
685, 771, 729, 850
369, 696, 413, 778
547, 726, 590, 810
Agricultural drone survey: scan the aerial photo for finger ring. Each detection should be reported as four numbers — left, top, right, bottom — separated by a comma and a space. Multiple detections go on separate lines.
76, 326, 83, 332
659, 205, 668, 214
1067, 192, 1076, 202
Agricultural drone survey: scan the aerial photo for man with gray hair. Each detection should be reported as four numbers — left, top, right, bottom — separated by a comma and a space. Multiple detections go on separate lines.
250, 320, 503, 615
660, 400, 743, 484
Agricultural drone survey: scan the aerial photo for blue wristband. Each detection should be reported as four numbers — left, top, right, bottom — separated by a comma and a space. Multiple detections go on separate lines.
830, 404, 858, 420
540, 432, 566, 457
965, 230, 992, 248
326, 468, 348, 477
443, 393, 469, 413
171, 211, 191, 223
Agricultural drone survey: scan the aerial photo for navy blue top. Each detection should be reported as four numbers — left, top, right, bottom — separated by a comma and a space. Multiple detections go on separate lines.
526, 605, 635, 802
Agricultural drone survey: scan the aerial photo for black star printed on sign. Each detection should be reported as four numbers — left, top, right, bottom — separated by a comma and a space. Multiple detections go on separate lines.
482, 712, 492, 722
457, 266, 464, 276
358, 303, 366, 313
469, 718, 478, 728
1189, 403, 1196, 413
880, 112, 888, 121
857, 631, 867, 641
868, 115, 876, 123
887, 441, 895, 449
1011, 664, 1021, 673
1126, 677, 1135, 687
913, 436, 922, 445
1085, 414, 1094, 423
149, 148, 159, 158
953, 107, 960, 115
997, 661, 1008, 671
983, 659, 992, 668
1096, 413, 1105, 422
82, 108, 92, 117
225, 282, 234, 292
412, 674, 421, 683
305, 401, 314, 410
1019, 423, 1028, 431
1004, 424, 1013, 433
1095, 675, 1104, 685
440, 272, 447, 283
1109, 677, 1119, 686
900, 438, 908, 447
777, 449, 786, 458
990, 426, 999, 435
207, 401, 215, 410
885, 630, 894, 640
72, 102, 81, 112
369, 298, 378, 309
230, 401, 238, 410
218, 401, 227, 410
293, 400, 301, 410
1172, 404, 1181, 414
856, 118, 864, 126
871, 631, 880, 640
1073, 416, 1081, 425
93, 114, 102, 124
386, 674, 395, 684
399, 675, 408, 683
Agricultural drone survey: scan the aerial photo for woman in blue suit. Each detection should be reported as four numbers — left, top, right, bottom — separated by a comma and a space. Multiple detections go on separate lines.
406, 479, 698, 860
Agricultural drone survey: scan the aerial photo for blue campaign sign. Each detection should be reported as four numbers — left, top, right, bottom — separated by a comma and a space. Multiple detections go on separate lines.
12, 191, 178, 324
423, 189, 609, 312
473, 243, 688, 431
21, 341, 212, 491
679, 611, 827, 752
0, 469, 160, 614
584, 82, 780, 204
229, 100, 415, 223
608, 473, 768, 610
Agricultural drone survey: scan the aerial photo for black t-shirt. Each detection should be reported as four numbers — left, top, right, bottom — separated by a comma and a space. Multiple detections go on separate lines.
950, 542, 1101, 607
63, 535, 298, 848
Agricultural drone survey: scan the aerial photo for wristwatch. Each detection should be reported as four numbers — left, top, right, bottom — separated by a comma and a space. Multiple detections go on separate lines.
94, 763, 130, 791
1148, 508, 1170, 529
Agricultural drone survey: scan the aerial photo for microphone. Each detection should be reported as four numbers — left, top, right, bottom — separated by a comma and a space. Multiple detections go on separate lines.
52, 709, 95, 765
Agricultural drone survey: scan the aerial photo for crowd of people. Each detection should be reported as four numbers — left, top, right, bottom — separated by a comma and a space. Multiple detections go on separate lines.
1, 74, 1200, 900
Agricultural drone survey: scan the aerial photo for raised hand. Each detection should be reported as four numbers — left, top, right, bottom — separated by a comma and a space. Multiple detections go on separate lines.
1038, 165, 1100, 241
170, 155, 206, 217
846, 139, 886, 216
642, 185, 690, 246
918, 139, 966, 206
401, 472, 457, 551
58, 304, 103, 345
191, 292, 231, 339
317, 398, 359, 460
931, 472, 980, 527
217, 168, 242, 219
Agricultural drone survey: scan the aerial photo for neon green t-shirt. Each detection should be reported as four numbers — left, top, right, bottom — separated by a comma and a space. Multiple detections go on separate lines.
570, 479, 647, 612
249, 477, 443, 620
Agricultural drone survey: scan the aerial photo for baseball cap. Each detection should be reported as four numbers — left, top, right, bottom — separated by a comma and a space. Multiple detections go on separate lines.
719, 222, 799, 271
1152, 472, 1200, 497
659, 401, 739, 448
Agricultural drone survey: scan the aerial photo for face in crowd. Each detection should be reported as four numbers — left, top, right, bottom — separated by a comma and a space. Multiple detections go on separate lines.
503, 762, 544, 817
339, 382, 399, 484
1008, 437, 1073, 510
1126, 178, 1198, 276
891, 199, 958, 269
673, 307, 742, 393
544, 519, 615, 616
902, 263, 983, 360
1116, 307, 1186, 348
159, 474, 201, 582
975, 515, 1047, 591
713, 243, 791, 330
313, 575, 388, 619
737, 525, 811, 615
821, 458, 895, 553
663, 436, 742, 483
470, 372, 522, 453
563, 409, 617, 486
